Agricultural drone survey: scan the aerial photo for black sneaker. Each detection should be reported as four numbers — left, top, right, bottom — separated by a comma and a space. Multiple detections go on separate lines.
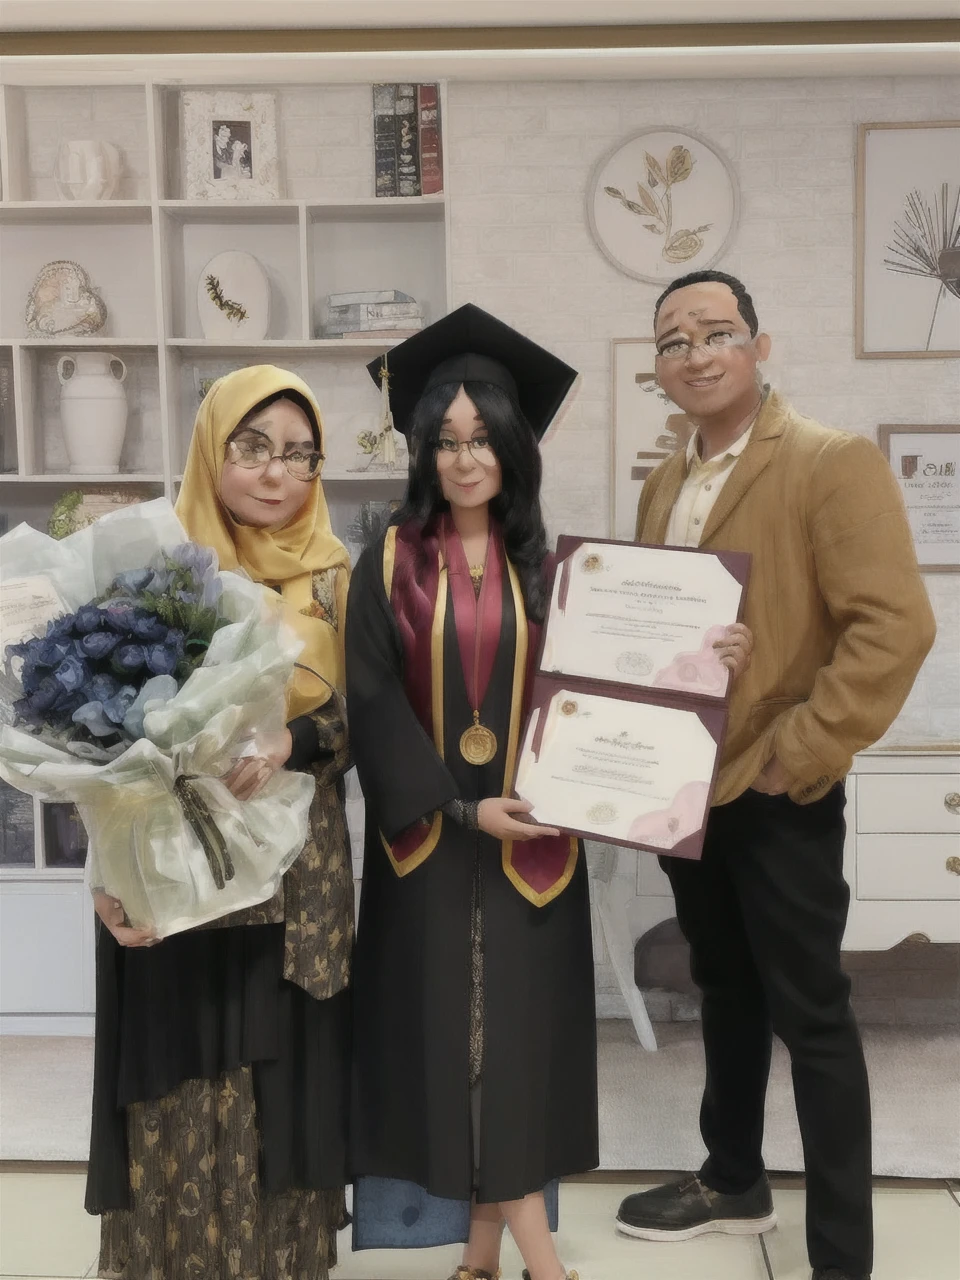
812, 1270, 871, 1280
616, 1173, 777, 1241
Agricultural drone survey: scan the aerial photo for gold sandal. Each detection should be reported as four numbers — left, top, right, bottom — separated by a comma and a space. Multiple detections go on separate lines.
447, 1269, 502, 1280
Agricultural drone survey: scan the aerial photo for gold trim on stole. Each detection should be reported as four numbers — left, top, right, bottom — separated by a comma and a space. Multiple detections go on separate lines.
501, 559, 578, 907
380, 544, 447, 877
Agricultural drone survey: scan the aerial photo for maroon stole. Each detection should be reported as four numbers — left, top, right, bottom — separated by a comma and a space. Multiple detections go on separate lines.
380, 517, 578, 907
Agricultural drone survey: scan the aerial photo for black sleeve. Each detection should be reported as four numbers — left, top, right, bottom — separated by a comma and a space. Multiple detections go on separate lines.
345, 542, 459, 842
286, 714, 321, 772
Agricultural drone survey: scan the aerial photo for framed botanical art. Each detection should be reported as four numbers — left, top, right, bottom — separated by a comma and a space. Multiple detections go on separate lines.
878, 424, 959, 572
857, 122, 960, 359
181, 91, 281, 201
588, 129, 740, 285
610, 338, 694, 541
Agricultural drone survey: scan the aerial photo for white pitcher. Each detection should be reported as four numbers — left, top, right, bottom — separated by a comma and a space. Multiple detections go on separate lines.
58, 352, 128, 474
55, 140, 122, 201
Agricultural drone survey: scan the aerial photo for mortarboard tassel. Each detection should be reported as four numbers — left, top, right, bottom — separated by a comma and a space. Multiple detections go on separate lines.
378, 353, 397, 470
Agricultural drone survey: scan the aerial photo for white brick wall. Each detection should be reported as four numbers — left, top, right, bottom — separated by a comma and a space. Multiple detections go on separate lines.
445, 74, 960, 1009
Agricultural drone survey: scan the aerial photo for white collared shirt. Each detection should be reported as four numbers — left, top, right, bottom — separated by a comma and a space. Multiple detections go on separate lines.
665, 419, 756, 548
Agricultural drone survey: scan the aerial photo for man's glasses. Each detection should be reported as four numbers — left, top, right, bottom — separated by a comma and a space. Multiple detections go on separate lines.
436, 437, 498, 466
656, 331, 751, 361
226, 435, 323, 481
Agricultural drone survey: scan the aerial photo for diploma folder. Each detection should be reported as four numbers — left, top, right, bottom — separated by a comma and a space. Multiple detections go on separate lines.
513, 536, 751, 861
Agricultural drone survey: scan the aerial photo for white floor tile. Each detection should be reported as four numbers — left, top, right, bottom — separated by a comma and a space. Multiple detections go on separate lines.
0, 1172, 97, 1279
334, 1182, 769, 1280
763, 1187, 960, 1280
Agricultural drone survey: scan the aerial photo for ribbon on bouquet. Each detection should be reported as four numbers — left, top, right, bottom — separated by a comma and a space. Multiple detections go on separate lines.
173, 774, 235, 890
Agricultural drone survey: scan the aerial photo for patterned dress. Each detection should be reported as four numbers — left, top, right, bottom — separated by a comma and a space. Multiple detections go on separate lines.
90, 567, 354, 1280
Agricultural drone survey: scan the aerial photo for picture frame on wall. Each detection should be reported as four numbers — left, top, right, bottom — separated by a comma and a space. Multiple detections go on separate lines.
856, 122, 960, 359
879, 424, 959, 572
588, 129, 740, 286
181, 91, 281, 201
610, 338, 694, 541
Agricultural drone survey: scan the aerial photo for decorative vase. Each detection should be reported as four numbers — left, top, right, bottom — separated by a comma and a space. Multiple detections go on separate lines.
57, 352, 128, 474
55, 140, 122, 201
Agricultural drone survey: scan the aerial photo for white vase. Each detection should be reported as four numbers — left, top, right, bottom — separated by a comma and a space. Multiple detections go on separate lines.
55, 140, 122, 201
57, 352, 128, 474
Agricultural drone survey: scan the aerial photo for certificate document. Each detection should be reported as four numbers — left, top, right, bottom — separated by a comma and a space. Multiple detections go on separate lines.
542, 540, 745, 698
513, 537, 751, 859
517, 687, 722, 852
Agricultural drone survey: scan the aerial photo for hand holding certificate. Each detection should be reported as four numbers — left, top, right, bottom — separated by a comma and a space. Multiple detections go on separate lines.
514, 537, 750, 860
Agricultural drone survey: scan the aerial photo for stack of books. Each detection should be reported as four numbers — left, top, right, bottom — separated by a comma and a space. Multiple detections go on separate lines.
372, 84, 443, 198
322, 290, 424, 339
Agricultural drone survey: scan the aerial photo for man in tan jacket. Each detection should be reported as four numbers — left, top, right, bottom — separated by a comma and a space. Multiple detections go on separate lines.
616, 271, 935, 1280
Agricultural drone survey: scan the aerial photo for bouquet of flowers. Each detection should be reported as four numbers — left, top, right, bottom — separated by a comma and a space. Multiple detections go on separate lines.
0, 498, 315, 937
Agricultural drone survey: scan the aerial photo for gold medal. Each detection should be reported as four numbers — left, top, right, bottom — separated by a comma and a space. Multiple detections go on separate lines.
460, 711, 498, 765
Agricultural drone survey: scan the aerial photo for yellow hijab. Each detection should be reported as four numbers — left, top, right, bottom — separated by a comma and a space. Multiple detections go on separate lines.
175, 365, 349, 718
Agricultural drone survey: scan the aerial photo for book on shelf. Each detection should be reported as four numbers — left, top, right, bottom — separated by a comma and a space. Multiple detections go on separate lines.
395, 83, 421, 198
372, 83, 442, 198
324, 299, 424, 335
417, 84, 443, 196
327, 289, 415, 307
336, 326, 423, 340
373, 83, 399, 198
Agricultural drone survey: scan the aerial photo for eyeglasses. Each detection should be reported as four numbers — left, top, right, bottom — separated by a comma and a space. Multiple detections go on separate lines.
435, 437, 498, 466
226, 436, 323, 481
655, 331, 752, 362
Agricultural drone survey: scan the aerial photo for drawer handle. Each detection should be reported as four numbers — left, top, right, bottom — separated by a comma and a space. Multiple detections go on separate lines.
948, 857, 960, 877
946, 792, 960, 815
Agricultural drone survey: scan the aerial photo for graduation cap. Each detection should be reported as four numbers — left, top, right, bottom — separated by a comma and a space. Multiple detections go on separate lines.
366, 303, 578, 441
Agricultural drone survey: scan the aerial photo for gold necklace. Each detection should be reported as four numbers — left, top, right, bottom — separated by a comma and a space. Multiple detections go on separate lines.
457, 554, 497, 766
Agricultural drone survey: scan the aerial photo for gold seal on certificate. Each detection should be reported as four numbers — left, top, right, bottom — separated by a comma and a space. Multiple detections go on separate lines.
513, 536, 751, 860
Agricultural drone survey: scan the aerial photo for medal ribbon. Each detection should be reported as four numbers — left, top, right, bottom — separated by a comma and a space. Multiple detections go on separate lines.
442, 515, 502, 725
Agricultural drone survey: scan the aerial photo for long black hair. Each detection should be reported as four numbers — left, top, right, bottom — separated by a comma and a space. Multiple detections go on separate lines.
391, 380, 550, 622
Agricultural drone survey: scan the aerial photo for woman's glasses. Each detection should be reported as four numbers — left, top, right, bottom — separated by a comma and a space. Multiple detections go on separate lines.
436, 436, 497, 466
226, 434, 323, 481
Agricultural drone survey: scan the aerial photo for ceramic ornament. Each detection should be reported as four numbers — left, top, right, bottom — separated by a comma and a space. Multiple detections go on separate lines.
55, 140, 122, 201
57, 352, 128, 474
197, 251, 270, 341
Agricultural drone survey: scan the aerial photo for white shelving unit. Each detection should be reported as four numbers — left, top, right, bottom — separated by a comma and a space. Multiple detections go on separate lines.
0, 77, 448, 1029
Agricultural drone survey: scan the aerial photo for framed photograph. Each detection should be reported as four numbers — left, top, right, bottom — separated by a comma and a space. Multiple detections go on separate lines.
879, 424, 959, 572
611, 338, 694, 541
587, 128, 739, 285
181, 91, 281, 201
856, 122, 960, 359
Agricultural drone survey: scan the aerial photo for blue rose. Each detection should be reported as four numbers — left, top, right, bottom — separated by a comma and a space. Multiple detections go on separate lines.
80, 630, 119, 659
28, 675, 61, 714
73, 605, 103, 635
111, 643, 145, 675
102, 685, 138, 725
54, 653, 90, 693
35, 637, 72, 668
45, 614, 75, 639
112, 568, 155, 595
102, 603, 138, 633
72, 701, 118, 738
168, 543, 217, 577
145, 643, 178, 676
130, 611, 167, 643
86, 673, 119, 704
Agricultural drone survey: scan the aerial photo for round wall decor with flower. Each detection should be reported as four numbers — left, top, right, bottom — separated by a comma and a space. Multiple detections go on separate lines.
586, 128, 740, 285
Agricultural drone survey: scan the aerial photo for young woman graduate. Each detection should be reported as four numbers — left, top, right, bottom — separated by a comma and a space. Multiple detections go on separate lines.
346, 305, 597, 1280
85, 366, 354, 1280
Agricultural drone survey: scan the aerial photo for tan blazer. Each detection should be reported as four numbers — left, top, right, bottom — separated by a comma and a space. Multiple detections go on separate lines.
635, 391, 936, 805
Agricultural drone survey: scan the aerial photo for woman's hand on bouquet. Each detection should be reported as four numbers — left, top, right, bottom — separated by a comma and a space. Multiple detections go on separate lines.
94, 892, 158, 948
477, 797, 560, 842
222, 728, 293, 801
713, 622, 754, 679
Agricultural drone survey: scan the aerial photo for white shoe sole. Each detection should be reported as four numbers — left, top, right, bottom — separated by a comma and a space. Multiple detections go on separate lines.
615, 1211, 778, 1242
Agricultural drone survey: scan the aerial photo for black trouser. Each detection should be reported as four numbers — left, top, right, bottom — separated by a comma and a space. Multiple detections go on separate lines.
661, 785, 873, 1276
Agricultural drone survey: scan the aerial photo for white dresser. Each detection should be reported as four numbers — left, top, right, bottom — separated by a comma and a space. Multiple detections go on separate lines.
842, 750, 960, 950
591, 749, 960, 1047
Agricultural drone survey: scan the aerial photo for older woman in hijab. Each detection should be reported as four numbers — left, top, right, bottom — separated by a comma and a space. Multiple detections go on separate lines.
85, 367, 353, 1280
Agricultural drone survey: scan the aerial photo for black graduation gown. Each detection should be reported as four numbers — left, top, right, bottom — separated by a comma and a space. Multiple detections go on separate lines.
347, 532, 598, 1206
